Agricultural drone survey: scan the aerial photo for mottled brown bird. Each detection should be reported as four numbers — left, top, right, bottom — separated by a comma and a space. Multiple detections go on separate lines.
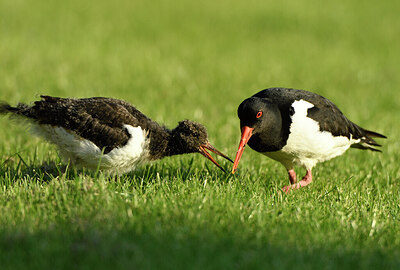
1, 95, 232, 173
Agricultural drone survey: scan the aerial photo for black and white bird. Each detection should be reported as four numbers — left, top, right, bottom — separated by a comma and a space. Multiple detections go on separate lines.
0, 96, 232, 173
231, 88, 386, 192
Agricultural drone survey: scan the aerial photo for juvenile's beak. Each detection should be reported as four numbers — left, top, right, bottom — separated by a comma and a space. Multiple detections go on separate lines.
232, 126, 254, 174
199, 142, 233, 173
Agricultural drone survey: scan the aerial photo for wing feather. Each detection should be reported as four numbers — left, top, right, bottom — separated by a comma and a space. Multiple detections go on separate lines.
24, 96, 148, 153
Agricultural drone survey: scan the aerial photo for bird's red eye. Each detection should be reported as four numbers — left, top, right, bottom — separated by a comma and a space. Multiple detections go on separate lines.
256, 111, 263, 118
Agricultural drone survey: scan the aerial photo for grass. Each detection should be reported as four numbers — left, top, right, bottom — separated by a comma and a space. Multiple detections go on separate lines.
1, 0, 399, 269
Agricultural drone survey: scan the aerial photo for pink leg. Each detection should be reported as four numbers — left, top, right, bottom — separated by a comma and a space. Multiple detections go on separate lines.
288, 169, 297, 184
282, 169, 312, 193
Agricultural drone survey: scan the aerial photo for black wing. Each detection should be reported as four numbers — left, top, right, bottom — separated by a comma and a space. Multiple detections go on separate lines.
253, 88, 386, 150
11, 96, 153, 153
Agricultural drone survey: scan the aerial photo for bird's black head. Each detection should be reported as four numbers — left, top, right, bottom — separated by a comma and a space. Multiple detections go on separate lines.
172, 120, 209, 153
237, 97, 281, 132
170, 120, 232, 172
232, 97, 282, 173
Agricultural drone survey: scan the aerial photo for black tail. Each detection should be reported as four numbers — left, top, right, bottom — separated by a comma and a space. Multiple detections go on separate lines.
351, 128, 386, 152
0, 101, 32, 117
0, 102, 13, 114
363, 129, 387, 139
351, 143, 382, 152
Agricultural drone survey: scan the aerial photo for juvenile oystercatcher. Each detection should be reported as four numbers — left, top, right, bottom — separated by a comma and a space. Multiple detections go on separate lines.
0, 96, 232, 173
231, 88, 386, 192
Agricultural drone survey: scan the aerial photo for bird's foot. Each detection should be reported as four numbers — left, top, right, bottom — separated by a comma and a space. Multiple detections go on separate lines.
282, 169, 312, 193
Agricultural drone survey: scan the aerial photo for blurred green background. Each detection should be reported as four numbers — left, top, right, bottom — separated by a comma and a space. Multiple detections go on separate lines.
0, 0, 399, 269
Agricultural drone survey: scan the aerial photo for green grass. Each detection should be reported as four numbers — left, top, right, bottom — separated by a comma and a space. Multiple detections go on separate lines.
1, 0, 399, 269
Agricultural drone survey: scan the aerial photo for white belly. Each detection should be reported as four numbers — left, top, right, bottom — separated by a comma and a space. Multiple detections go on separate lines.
32, 124, 149, 173
264, 100, 360, 170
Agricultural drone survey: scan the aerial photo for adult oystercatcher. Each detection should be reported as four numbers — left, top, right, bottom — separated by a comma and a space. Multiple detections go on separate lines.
231, 88, 386, 192
0, 96, 232, 173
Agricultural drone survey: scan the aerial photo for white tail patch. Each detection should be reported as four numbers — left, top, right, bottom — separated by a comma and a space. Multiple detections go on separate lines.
32, 124, 149, 173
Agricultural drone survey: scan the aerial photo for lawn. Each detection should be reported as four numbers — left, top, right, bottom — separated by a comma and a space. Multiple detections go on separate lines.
1, 0, 399, 269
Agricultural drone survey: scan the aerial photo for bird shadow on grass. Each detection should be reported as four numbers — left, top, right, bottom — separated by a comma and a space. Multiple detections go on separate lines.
0, 153, 73, 183
123, 157, 235, 187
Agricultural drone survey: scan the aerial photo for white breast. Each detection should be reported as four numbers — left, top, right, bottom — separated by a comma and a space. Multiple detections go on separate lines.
264, 100, 360, 170
32, 124, 150, 173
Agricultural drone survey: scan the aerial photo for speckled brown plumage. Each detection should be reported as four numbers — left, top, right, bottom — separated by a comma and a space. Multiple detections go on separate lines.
1, 95, 232, 172
4, 96, 163, 154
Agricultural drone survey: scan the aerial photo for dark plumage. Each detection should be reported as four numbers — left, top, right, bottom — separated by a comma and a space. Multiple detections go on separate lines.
1, 95, 232, 173
232, 88, 386, 192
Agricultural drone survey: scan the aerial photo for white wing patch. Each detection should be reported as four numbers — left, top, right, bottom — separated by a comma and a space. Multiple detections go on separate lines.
32, 124, 149, 173
264, 100, 360, 170
102, 125, 150, 172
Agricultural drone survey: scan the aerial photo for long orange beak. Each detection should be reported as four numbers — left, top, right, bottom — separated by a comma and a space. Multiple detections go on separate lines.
231, 126, 254, 174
